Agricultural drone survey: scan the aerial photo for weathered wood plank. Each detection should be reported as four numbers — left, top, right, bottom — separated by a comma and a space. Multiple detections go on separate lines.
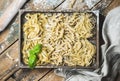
0, 41, 19, 81
0, 0, 17, 54
0, 15, 19, 54
103, 0, 120, 15
9, 69, 52, 81
24, 0, 64, 10
40, 70, 64, 81
0, 28, 9, 43
6, 77, 16, 81
0, 0, 13, 11
0, 29, 10, 53
55, 0, 87, 11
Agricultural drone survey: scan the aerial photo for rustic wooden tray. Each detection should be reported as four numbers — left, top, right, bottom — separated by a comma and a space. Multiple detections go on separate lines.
19, 10, 99, 69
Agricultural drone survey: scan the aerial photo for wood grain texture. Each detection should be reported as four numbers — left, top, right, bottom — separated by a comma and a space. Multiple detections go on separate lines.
0, 0, 27, 32
0, 1, 19, 54
103, 0, 120, 15
55, 0, 88, 11
0, 28, 9, 43
0, 0, 12, 11
40, 70, 64, 81
0, 28, 10, 53
7, 69, 52, 81
0, 41, 19, 81
24, 0, 64, 10
6, 77, 16, 81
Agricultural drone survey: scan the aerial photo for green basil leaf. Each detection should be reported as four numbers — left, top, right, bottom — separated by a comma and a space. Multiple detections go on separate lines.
28, 44, 42, 69
29, 44, 42, 55
29, 49, 35, 55
28, 54, 37, 69
33, 44, 42, 54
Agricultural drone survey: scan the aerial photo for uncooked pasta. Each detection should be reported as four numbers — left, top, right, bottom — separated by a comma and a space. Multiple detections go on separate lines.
22, 12, 96, 67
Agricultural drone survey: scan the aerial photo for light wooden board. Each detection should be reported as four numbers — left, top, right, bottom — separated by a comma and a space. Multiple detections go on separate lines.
103, 0, 120, 15
0, 41, 19, 81
6, 69, 52, 81
40, 70, 64, 81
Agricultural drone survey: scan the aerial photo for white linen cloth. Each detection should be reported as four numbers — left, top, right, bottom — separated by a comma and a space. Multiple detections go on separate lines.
54, 6, 120, 81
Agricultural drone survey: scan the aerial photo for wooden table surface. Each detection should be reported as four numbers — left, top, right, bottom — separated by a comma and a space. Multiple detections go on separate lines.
0, 0, 120, 81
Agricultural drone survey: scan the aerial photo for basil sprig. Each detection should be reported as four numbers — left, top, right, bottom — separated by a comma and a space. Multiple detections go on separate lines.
28, 44, 42, 69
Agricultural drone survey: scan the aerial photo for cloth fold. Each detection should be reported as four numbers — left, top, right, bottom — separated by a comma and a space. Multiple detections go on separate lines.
54, 6, 120, 81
